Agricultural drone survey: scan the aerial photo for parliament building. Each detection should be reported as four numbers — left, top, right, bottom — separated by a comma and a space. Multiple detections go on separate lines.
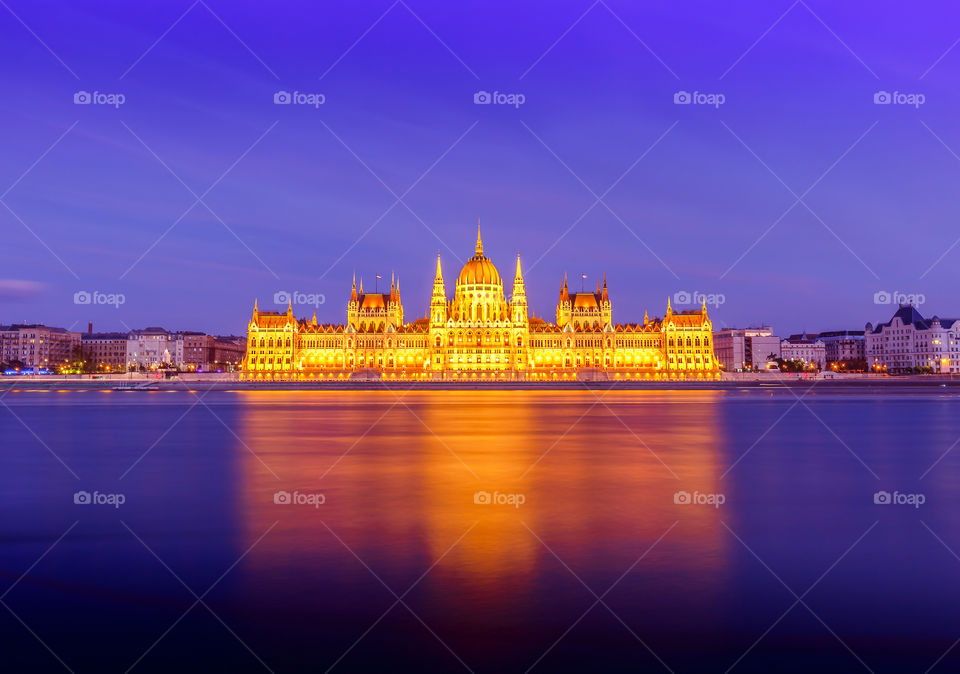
241, 230, 718, 380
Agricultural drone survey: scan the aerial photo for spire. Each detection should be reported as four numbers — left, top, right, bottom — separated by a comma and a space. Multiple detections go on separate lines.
666, 296, 672, 315
351, 272, 357, 301
390, 271, 396, 299
601, 273, 608, 302
644, 309, 649, 324
312, 311, 317, 325
287, 300, 293, 316
432, 252, 446, 307
475, 222, 483, 256
596, 279, 601, 294
252, 298, 258, 319
512, 253, 526, 304
702, 296, 708, 313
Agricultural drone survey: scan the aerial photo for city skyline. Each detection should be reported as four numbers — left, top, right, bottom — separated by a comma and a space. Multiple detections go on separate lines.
3, 2, 960, 335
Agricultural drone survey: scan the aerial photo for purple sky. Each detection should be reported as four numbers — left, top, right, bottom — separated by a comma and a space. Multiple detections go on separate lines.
2, 0, 959, 336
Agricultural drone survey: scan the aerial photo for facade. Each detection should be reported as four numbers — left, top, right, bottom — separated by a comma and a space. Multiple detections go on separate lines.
126, 327, 184, 370
781, 334, 826, 371
81, 332, 128, 371
0, 324, 81, 369
866, 305, 960, 374
242, 230, 719, 380
713, 327, 780, 371
76, 328, 244, 372
213, 337, 246, 371
816, 330, 865, 368
182, 333, 215, 371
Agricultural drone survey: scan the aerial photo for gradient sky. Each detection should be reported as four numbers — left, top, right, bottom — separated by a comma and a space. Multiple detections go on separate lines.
2, 0, 960, 336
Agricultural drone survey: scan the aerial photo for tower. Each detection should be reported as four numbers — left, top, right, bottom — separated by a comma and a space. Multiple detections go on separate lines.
347, 273, 359, 329
556, 273, 572, 327
510, 254, 528, 324
600, 273, 612, 326
431, 253, 447, 324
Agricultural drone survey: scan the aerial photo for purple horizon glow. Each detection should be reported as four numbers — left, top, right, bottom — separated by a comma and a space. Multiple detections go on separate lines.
2, 0, 960, 335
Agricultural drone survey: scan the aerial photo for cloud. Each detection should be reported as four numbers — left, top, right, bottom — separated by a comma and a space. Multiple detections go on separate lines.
0, 279, 46, 301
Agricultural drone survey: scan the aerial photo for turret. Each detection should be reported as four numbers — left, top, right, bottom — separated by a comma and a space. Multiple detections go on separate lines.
430, 253, 447, 324
510, 254, 528, 324
347, 276, 360, 329
600, 273, 612, 326
556, 273, 572, 327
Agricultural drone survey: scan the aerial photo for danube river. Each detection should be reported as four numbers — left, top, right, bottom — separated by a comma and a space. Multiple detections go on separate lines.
2, 386, 960, 672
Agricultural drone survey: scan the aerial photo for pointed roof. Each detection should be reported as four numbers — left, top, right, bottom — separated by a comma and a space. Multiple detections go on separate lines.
475, 223, 483, 256
435, 252, 443, 280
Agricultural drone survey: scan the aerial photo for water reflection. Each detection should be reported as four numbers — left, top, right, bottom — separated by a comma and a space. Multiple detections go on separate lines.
234, 390, 731, 645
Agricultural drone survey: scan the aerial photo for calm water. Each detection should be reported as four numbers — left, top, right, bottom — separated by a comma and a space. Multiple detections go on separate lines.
2, 386, 960, 672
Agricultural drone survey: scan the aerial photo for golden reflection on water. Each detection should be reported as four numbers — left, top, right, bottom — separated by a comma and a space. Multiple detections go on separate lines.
235, 390, 730, 603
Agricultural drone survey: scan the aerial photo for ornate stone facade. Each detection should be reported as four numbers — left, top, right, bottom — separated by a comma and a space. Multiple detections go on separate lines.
242, 230, 718, 380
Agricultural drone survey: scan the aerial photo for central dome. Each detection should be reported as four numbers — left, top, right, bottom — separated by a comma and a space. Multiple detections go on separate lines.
457, 228, 502, 286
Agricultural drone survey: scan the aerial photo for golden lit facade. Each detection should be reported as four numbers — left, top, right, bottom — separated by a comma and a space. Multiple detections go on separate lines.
242, 230, 718, 380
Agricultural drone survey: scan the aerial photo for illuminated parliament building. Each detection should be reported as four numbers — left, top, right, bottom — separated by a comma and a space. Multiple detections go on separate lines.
242, 230, 718, 380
